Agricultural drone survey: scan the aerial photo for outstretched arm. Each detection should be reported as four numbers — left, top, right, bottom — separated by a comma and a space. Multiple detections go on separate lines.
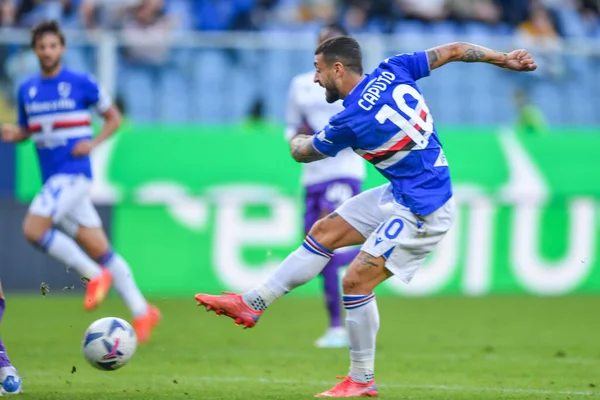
290, 134, 328, 163
426, 42, 537, 72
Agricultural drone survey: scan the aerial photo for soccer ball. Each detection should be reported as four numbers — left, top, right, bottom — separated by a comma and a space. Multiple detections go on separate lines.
81, 317, 137, 371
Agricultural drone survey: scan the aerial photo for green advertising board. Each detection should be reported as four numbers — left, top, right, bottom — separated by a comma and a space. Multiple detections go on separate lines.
16, 124, 600, 297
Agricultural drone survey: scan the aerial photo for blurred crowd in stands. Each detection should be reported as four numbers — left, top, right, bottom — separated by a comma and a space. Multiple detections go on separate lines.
0, 0, 598, 38
1, 0, 598, 128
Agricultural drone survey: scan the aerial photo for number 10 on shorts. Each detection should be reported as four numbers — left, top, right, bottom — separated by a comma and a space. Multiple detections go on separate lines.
376, 218, 404, 240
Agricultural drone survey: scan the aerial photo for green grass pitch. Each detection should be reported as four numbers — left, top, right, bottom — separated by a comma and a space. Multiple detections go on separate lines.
2, 295, 599, 399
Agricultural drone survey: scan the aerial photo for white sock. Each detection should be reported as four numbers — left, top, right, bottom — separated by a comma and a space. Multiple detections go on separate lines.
344, 293, 379, 383
242, 235, 334, 311
36, 229, 101, 279
98, 251, 148, 318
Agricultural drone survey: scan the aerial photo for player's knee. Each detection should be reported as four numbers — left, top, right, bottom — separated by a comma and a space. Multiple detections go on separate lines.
342, 271, 364, 294
308, 214, 352, 250
308, 217, 335, 248
22, 216, 48, 243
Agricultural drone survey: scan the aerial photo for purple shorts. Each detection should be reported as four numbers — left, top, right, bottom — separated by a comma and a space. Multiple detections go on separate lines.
304, 178, 362, 233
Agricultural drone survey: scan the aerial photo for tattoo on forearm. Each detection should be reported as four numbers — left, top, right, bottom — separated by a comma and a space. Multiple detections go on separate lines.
461, 48, 485, 62
427, 42, 512, 70
427, 49, 441, 69
358, 253, 379, 268
291, 135, 326, 163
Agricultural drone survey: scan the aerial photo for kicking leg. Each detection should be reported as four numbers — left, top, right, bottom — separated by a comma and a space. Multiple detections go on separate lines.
75, 226, 160, 343
195, 213, 366, 328
315, 251, 390, 398
0, 281, 22, 395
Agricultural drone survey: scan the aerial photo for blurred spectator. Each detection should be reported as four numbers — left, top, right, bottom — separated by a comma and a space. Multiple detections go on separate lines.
121, 0, 174, 65
298, 0, 337, 24
446, 0, 501, 24
80, 0, 141, 29
397, 0, 449, 21
496, 0, 530, 26
579, 0, 599, 29
339, 0, 398, 31
516, 0, 564, 78
1, 0, 17, 26
13, 0, 66, 27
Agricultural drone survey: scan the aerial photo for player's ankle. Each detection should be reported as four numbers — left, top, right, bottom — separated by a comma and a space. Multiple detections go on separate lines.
349, 370, 375, 384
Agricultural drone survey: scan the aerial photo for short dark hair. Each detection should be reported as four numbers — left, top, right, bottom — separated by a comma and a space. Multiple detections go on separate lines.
315, 36, 363, 75
319, 22, 349, 37
31, 20, 65, 48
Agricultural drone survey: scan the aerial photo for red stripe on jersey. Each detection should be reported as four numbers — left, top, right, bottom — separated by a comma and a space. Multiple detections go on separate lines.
28, 119, 90, 133
28, 124, 42, 133
53, 119, 91, 129
362, 134, 413, 161
420, 109, 427, 120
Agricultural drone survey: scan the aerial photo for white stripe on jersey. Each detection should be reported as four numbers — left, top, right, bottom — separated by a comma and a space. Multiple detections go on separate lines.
27, 110, 91, 125
31, 127, 92, 147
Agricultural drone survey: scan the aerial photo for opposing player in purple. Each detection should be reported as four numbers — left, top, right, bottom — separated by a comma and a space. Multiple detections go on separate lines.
0, 280, 22, 395
0, 21, 160, 343
196, 37, 537, 397
285, 23, 365, 348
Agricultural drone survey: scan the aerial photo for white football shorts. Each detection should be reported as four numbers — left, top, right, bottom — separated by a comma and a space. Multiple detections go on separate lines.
28, 174, 102, 236
336, 183, 455, 283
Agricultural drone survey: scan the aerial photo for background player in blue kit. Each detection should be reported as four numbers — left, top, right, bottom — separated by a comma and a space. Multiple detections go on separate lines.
0, 21, 160, 344
196, 36, 536, 397
285, 23, 366, 349
0, 280, 21, 395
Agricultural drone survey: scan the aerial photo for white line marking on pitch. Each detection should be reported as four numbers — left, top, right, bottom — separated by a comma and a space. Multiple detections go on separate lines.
194, 376, 600, 397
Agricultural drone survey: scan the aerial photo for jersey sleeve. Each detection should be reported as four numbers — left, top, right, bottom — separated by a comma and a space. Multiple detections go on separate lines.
312, 121, 355, 157
284, 78, 302, 141
17, 86, 27, 129
83, 74, 112, 113
387, 51, 430, 81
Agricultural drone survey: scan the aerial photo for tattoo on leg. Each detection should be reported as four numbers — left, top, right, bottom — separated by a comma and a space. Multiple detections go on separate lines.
358, 253, 379, 268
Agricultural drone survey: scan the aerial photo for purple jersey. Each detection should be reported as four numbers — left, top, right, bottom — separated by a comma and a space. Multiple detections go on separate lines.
17, 68, 111, 183
313, 52, 452, 216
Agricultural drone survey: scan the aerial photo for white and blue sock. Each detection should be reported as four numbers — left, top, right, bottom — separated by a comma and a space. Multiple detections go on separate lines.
243, 235, 334, 311
344, 293, 379, 383
34, 229, 101, 279
97, 250, 148, 318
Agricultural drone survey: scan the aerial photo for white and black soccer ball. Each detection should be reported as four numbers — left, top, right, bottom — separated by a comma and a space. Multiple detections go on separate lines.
81, 317, 137, 371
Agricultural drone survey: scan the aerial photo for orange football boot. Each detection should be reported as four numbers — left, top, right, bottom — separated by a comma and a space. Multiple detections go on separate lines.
83, 268, 112, 311
195, 292, 262, 328
133, 304, 161, 344
315, 376, 378, 398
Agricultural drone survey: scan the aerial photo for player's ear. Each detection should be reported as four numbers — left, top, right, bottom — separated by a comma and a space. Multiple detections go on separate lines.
334, 62, 344, 76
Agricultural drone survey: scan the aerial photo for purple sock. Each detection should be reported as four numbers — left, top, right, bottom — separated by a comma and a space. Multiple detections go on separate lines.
0, 298, 11, 368
320, 248, 360, 328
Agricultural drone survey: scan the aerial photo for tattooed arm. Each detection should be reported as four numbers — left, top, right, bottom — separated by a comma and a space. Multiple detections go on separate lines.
290, 134, 328, 163
426, 42, 537, 72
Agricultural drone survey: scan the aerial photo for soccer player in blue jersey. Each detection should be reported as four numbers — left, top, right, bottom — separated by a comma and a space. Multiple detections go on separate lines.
196, 38, 536, 397
0, 21, 160, 343
286, 23, 366, 349
0, 280, 21, 395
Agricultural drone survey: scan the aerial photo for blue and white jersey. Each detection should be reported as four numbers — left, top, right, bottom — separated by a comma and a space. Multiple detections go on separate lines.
313, 52, 452, 216
17, 68, 111, 183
